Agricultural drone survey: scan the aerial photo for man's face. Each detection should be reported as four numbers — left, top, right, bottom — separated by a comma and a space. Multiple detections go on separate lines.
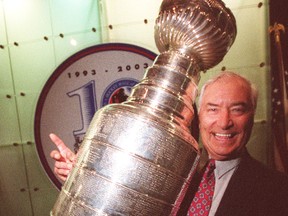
199, 77, 255, 160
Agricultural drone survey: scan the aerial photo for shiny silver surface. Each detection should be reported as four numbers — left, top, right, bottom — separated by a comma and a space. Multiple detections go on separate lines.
51, 0, 236, 215
155, 0, 236, 71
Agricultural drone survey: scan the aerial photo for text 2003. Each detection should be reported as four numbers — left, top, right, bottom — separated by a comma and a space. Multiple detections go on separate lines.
117, 63, 149, 72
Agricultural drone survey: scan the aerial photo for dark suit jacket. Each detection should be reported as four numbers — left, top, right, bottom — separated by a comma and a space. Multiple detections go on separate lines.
215, 152, 288, 216
178, 151, 288, 216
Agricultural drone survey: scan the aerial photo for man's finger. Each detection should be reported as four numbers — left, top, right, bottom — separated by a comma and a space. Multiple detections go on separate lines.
66, 151, 76, 163
49, 133, 71, 155
55, 161, 73, 170
50, 150, 61, 160
54, 168, 69, 181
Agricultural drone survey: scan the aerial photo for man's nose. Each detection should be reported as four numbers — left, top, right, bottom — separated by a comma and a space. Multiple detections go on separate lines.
217, 110, 233, 129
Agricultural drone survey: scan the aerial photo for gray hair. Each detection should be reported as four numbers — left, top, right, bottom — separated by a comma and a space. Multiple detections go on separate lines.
198, 71, 258, 111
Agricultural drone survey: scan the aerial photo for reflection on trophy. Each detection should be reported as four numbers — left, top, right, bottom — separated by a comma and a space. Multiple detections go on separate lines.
51, 0, 236, 215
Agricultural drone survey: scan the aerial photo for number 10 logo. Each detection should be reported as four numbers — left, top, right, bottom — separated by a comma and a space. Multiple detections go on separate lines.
34, 43, 156, 189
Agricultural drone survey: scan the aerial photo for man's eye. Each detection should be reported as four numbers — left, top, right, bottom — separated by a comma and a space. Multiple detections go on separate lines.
207, 108, 217, 112
232, 107, 245, 114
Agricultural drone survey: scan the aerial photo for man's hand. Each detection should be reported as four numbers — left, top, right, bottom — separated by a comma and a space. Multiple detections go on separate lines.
49, 133, 76, 182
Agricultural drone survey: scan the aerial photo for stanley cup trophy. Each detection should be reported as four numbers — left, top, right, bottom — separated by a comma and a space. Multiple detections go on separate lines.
51, 0, 236, 215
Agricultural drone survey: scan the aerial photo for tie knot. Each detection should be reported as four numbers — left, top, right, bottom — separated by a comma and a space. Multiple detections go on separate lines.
208, 159, 216, 169
205, 159, 216, 177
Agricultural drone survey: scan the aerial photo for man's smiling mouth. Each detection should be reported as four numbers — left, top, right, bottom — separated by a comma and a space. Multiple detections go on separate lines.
214, 133, 234, 139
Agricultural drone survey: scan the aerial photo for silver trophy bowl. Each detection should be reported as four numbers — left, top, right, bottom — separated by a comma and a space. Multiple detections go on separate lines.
51, 0, 236, 215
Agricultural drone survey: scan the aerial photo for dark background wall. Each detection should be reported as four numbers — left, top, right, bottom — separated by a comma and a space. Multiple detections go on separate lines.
269, 0, 288, 173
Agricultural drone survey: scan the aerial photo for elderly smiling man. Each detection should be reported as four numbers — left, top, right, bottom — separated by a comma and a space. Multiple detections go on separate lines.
50, 71, 288, 216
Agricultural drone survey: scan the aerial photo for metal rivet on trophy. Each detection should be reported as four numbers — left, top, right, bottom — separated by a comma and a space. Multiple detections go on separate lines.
51, 0, 236, 215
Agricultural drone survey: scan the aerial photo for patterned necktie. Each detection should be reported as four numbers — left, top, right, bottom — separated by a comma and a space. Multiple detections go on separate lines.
188, 159, 216, 216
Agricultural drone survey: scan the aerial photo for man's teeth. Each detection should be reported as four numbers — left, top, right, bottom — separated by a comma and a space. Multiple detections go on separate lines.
215, 133, 232, 137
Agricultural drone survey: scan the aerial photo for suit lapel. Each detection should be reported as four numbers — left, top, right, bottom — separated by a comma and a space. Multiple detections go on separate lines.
215, 153, 260, 216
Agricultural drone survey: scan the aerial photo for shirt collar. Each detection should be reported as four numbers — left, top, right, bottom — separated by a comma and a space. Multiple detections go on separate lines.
214, 158, 241, 179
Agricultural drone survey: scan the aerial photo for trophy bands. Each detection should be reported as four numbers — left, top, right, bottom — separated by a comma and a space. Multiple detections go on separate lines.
51, 0, 236, 215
